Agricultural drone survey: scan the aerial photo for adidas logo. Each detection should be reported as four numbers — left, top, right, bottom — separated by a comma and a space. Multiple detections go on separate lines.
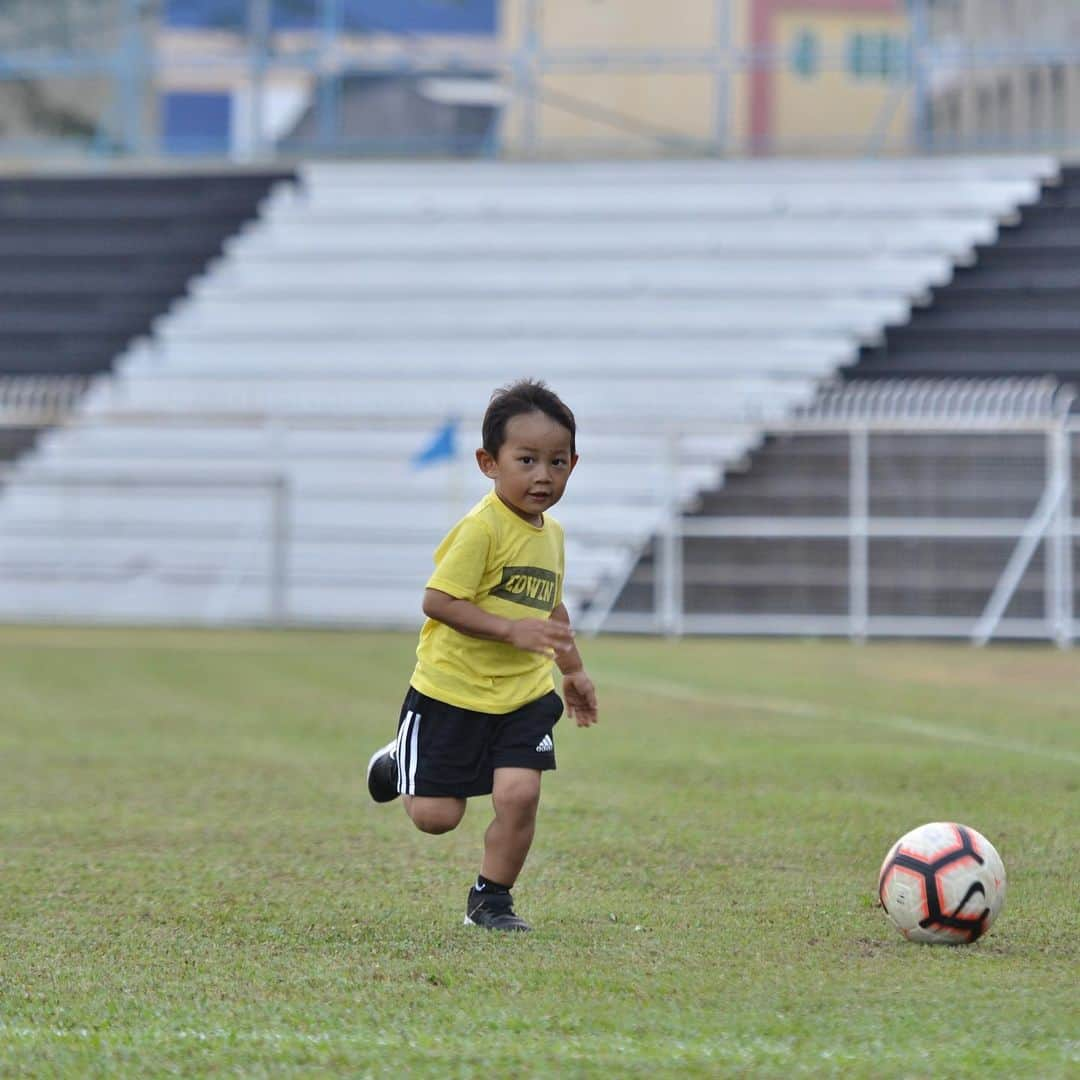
535, 734, 554, 753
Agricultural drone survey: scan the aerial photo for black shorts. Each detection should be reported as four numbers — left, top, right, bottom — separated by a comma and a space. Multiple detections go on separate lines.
394, 686, 562, 799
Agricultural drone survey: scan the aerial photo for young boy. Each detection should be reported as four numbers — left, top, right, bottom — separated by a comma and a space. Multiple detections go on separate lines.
366, 379, 599, 932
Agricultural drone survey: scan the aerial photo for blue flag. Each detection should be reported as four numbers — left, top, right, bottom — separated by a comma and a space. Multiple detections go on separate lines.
411, 417, 459, 468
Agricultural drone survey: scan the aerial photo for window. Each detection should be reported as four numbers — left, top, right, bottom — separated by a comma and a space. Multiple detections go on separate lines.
1028, 69, 1043, 143
162, 1, 497, 34
947, 90, 961, 134
1050, 65, 1066, 133
996, 76, 1013, 136
977, 86, 993, 136
846, 32, 908, 81
932, 89, 961, 143
161, 91, 232, 155
790, 28, 820, 80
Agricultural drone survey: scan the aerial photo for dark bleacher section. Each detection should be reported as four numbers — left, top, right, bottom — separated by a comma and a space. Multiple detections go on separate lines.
853, 166, 1080, 389
0, 170, 293, 459
0, 172, 293, 377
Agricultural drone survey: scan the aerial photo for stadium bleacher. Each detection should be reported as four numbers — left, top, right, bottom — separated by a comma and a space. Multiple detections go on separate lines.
0, 157, 1058, 626
0, 170, 293, 460
0, 172, 293, 377
610, 163, 1080, 634
855, 165, 1080, 384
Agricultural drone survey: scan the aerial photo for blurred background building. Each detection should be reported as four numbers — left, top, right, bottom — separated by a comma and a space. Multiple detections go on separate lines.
925, 0, 1080, 151
1, 1, 1077, 161
500, 0, 912, 156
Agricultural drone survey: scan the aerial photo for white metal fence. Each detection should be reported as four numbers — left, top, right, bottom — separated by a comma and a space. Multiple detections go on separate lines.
596, 420, 1077, 646
598, 380, 1077, 646
0, 467, 292, 623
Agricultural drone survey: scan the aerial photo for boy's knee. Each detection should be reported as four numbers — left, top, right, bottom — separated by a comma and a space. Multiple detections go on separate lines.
406, 798, 466, 835
493, 773, 541, 820
413, 816, 457, 835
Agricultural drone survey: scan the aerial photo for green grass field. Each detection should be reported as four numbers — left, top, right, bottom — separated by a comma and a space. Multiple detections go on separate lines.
0, 626, 1076, 1078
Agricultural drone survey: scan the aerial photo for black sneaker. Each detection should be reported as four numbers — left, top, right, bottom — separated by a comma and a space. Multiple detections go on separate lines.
464, 887, 531, 932
366, 740, 399, 803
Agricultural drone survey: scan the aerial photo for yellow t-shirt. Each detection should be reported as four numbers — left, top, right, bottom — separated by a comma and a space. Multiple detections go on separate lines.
411, 490, 565, 713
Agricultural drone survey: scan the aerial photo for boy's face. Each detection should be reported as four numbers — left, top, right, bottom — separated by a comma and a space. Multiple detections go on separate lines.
476, 410, 578, 525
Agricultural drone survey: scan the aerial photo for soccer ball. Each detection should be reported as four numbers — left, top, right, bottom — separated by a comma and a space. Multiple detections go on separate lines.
877, 822, 1006, 944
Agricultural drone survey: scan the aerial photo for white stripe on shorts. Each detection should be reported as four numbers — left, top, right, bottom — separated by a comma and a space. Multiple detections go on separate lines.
407, 712, 421, 795
396, 710, 413, 795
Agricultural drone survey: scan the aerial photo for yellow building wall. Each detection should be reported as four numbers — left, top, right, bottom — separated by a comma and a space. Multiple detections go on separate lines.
772, 10, 911, 154
500, 0, 746, 156
514, 0, 715, 50
499, 0, 910, 157
513, 71, 718, 154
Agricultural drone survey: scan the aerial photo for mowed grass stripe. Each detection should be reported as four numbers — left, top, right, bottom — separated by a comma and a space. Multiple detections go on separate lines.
595, 668, 1080, 764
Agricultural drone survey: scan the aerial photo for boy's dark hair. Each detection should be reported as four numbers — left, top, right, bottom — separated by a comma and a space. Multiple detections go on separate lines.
482, 379, 577, 457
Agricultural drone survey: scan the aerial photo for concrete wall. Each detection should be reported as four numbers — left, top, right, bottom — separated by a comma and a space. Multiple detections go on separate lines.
928, 0, 1080, 151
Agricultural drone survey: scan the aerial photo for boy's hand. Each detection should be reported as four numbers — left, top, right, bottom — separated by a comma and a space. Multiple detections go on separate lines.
505, 617, 575, 656
563, 670, 599, 727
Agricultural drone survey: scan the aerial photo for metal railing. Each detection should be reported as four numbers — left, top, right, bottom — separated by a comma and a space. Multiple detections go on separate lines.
599, 381, 1077, 646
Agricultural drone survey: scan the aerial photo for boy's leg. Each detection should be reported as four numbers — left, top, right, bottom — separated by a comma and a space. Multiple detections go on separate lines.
366, 687, 419, 804
465, 692, 560, 930
481, 767, 542, 885
464, 768, 541, 931
369, 688, 482, 811
403, 795, 467, 835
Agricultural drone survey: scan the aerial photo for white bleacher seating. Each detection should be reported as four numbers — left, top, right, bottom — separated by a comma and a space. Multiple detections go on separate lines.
228, 218, 996, 260
0, 156, 1057, 627
121, 338, 857, 378
166, 295, 909, 340
196, 258, 952, 297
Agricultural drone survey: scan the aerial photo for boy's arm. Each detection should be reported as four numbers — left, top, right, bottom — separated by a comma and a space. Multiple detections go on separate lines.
422, 588, 574, 656
549, 602, 584, 674
551, 602, 599, 727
